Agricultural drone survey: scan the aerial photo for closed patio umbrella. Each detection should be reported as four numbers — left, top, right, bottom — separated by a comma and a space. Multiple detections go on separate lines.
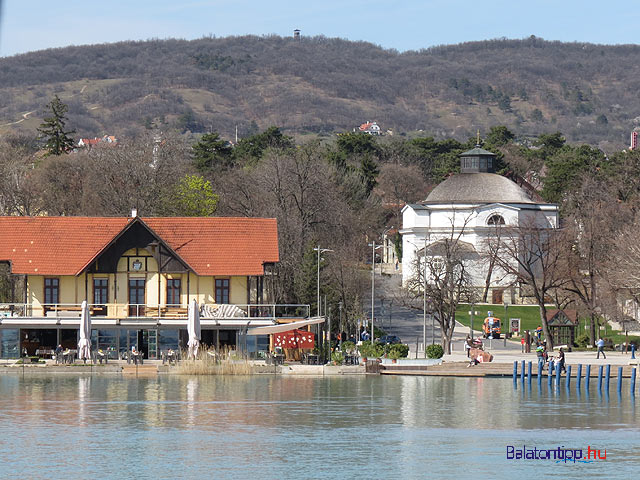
78, 300, 91, 361
187, 299, 201, 358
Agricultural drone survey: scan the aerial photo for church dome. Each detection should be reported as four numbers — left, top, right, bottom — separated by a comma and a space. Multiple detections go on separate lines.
425, 173, 534, 204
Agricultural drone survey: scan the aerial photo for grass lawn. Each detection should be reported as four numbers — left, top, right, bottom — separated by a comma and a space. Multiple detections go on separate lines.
456, 304, 545, 336
457, 304, 640, 346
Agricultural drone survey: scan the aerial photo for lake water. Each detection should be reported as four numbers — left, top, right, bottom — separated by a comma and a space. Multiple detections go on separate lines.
0, 373, 638, 479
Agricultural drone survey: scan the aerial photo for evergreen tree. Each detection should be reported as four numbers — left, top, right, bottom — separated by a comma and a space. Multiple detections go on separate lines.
37, 95, 75, 156
233, 126, 293, 165
359, 155, 380, 196
192, 132, 233, 171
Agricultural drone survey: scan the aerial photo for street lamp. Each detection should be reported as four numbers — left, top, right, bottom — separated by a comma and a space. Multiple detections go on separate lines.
422, 237, 427, 352
313, 245, 333, 317
368, 240, 383, 342
313, 245, 332, 354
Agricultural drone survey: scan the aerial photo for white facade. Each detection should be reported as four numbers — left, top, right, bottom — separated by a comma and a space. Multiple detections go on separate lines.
400, 147, 558, 303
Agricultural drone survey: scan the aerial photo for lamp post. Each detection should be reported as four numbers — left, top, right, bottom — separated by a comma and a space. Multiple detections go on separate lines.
313, 246, 333, 317
368, 241, 382, 342
313, 245, 332, 354
422, 237, 427, 352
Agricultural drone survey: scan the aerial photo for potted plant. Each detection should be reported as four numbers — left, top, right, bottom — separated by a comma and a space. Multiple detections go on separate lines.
341, 341, 356, 355
388, 344, 409, 363
331, 350, 344, 365
358, 341, 370, 362
388, 348, 402, 363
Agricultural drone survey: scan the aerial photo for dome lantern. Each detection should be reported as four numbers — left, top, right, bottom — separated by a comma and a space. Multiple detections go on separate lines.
459, 146, 496, 174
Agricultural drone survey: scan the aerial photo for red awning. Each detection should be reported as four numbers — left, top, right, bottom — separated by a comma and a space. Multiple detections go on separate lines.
273, 329, 315, 349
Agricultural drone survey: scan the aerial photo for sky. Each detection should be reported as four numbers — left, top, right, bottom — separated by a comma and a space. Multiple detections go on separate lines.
1, 0, 639, 57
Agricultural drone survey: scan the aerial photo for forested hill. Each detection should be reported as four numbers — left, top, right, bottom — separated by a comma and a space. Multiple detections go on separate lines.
2, 35, 640, 149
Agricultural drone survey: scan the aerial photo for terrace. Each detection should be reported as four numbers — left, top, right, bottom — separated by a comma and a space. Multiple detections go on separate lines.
0, 302, 312, 328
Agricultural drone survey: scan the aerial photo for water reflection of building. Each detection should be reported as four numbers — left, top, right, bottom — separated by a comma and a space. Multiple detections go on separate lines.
0, 215, 312, 359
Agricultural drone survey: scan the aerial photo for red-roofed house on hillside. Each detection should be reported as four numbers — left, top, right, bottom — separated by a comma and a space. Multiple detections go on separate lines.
0, 215, 316, 360
77, 135, 118, 148
358, 121, 381, 135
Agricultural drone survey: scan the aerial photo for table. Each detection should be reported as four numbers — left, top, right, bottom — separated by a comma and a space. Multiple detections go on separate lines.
268, 354, 284, 365
303, 353, 320, 365
62, 350, 77, 364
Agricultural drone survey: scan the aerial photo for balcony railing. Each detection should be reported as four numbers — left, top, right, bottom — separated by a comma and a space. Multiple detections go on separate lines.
0, 303, 311, 321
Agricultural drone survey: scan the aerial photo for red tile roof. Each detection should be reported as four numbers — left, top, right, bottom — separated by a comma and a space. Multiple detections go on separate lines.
0, 216, 279, 276
144, 217, 279, 276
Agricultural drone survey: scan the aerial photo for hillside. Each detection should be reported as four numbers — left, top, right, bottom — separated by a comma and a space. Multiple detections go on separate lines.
1, 35, 639, 149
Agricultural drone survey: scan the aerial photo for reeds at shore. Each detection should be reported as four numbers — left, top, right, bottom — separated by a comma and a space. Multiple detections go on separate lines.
174, 347, 255, 375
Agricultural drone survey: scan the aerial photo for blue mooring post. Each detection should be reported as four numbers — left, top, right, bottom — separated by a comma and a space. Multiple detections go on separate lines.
632, 344, 636, 360
605, 365, 611, 393
577, 364, 583, 390
566, 365, 572, 389
513, 361, 517, 384
548, 362, 553, 386
598, 365, 603, 391
617, 367, 623, 395
632, 368, 637, 396
586, 365, 591, 390
527, 361, 532, 386
521, 360, 525, 384
555, 362, 561, 386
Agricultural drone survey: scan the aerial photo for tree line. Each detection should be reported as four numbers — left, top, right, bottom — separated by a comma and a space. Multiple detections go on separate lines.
3, 35, 640, 147
4, 98, 640, 347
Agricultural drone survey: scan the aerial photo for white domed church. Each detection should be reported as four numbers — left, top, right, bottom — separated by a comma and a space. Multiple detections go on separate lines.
400, 146, 558, 304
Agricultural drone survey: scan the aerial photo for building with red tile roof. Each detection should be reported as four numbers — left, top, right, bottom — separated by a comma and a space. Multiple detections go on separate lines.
358, 121, 381, 135
0, 215, 311, 360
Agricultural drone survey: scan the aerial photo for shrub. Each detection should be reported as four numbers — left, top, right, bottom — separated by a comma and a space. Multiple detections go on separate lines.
388, 343, 409, 359
359, 340, 383, 358
426, 344, 444, 359
574, 332, 590, 348
331, 351, 344, 364
341, 341, 356, 354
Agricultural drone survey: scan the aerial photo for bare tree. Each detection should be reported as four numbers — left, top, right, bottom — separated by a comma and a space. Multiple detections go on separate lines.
0, 140, 41, 216
215, 142, 380, 312
560, 177, 630, 346
488, 218, 566, 349
404, 214, 475, 354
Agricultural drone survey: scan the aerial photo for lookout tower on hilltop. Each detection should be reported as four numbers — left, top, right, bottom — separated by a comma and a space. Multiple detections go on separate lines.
293, 29, 301, 41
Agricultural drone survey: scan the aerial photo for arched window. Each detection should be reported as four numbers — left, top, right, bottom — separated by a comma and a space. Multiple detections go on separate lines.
487, 214, 505, 226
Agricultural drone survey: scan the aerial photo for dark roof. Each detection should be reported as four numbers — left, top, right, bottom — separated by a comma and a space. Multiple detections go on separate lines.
424, 173, 535, 204
459, 147, 496, 157
546, 309, 578, 325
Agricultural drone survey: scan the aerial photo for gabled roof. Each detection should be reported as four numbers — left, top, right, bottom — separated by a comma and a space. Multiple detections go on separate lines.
0, 217, 130, 276
359, 121, 379, 131
144, 217, 279, 276
78, 138, 101, 146
546, 309, 578, 326
0, 216, 279, 276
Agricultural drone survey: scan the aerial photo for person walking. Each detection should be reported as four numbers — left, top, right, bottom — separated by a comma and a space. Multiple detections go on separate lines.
557, 347, 566, 373
536, 344, 545, 373
465, 335, 472, 358
596, 338, 606, 359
